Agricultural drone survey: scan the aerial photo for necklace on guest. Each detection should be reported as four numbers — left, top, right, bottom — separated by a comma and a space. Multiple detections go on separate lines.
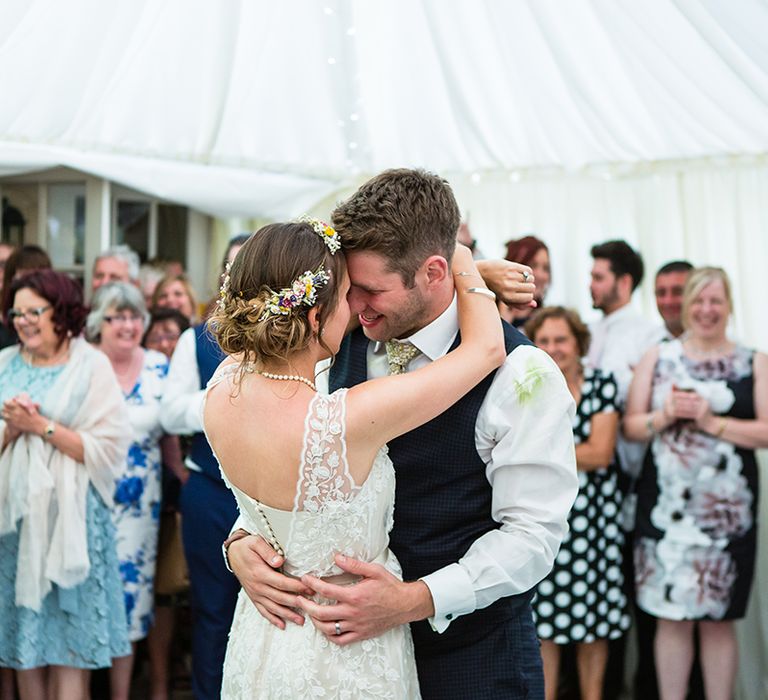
246, 365, 317, 392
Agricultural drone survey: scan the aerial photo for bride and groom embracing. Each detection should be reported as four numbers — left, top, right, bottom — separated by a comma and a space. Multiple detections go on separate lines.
204, 169, 578, 699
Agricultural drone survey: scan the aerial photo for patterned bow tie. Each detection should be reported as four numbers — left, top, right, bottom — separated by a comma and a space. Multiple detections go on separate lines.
385, 340, 422, 375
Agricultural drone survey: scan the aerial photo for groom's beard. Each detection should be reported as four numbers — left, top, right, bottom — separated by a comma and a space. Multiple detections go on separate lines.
360, 287, 429, 342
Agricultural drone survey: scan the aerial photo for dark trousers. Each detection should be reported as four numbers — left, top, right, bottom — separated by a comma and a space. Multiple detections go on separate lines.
180, 471, 240, 700
414, 604, 543, 700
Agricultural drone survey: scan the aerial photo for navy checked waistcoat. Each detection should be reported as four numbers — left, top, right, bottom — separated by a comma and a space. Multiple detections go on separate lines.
188, 323, 226, 482
330, 322, 535, 655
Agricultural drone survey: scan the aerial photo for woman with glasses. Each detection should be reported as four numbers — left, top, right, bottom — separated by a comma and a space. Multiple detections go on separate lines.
87, 282, 170, 700
0, 270, 130, 698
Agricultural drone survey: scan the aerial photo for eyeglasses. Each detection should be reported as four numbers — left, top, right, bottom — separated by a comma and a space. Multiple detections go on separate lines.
8, 305, 52, 323
104, 313, 143, 326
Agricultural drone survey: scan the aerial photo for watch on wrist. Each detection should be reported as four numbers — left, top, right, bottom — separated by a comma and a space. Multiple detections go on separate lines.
43, 421, 56, 441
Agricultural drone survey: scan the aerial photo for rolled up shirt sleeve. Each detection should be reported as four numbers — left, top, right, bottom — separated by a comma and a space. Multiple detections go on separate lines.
421, 345, 578, 632
160, 327, 206, 435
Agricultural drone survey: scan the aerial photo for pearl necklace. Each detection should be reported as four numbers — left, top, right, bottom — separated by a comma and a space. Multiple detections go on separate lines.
247, 366, 317, 391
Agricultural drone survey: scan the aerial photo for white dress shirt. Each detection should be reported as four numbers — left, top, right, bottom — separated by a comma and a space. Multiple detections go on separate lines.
160, 327, 206, 472
336, 298, 578, 632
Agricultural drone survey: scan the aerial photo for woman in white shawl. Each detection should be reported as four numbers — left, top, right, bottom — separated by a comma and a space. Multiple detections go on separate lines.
0, 270, 130, 700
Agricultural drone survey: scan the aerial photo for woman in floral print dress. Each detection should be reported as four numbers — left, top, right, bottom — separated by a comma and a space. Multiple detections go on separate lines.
625, 267, 768, 700
88, 282, 169, 700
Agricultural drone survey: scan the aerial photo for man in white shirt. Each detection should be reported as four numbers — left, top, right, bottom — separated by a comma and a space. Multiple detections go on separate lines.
227, 169, 577, 700
587, 240, 663, 482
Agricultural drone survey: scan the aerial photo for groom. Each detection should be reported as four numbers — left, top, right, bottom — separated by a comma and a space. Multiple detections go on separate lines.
227, 169, 577, 699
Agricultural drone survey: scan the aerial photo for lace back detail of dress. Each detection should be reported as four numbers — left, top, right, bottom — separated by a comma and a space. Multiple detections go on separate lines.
285, 388, 385, 577
295, 388, 357, 512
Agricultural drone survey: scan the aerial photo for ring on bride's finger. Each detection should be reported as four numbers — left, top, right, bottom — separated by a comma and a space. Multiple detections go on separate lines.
334, 621, 342, 636
522, 271, 530, 282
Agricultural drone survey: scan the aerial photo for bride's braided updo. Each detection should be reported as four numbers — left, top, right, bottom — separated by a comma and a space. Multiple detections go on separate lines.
209, 222, 346, 365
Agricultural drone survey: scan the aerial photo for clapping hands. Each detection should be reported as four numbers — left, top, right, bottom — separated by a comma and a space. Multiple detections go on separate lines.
663, 386, 713, 430
1, 393, 43, 441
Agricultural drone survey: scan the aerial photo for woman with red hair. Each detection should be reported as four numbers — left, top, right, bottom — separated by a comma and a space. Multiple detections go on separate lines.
0, 270, 130, 698
500, 235, 551, 328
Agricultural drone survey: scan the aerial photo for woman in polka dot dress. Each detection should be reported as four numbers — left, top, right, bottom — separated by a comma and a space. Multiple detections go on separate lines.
526, 307, 630, 700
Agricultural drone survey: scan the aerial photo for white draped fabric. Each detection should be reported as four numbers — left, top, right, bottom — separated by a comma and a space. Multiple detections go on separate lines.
2, 0, 768, 217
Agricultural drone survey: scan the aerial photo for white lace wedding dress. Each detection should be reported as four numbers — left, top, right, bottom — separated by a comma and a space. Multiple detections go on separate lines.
206, 368, 421, 699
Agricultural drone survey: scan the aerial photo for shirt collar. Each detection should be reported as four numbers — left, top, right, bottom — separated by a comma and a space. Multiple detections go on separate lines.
372, 295, 458, 361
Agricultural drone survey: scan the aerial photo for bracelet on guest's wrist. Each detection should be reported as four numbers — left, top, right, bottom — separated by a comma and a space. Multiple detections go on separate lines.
714, 417, 728, 438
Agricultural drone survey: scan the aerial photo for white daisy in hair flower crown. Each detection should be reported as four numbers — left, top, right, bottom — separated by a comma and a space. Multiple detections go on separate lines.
299, 215, 342, 254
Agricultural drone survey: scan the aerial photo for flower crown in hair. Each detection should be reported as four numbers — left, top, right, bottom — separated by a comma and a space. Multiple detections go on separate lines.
259, 266, 331, 321
299, 215, 341, 254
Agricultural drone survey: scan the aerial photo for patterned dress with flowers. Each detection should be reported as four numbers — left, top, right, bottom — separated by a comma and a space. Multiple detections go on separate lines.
634, 339, 758, 620
112, 349, 169, 640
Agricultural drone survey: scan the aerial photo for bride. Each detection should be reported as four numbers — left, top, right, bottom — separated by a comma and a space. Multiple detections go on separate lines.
203, 218, 505, 699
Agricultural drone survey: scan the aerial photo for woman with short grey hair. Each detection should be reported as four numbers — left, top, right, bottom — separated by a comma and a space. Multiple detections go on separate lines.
86, 282, 149, 343
88, 282, 169, 700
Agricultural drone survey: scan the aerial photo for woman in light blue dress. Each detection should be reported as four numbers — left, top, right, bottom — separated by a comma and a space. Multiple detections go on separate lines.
88, 282, 168, 700
0, 270, 130, 698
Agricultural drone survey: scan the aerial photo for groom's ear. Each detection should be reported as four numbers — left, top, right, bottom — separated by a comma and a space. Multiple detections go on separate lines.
421, 255, 449, 289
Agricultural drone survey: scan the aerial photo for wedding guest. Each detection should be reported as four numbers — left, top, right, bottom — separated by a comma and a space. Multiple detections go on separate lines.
91, 245, 140, 295
143, 308, 190, 360
0, 270, 130, 699
151, 274, 199, 324
159, 235, 247, 699
634, 258, 698, 700
499, 235, 550, 327
588, 240, 663, 489
655, 260, 693, 340
526, 307, 630, 700
0, 245, 52, 350
142, 307, 190, 700
138, 263, 166, 310
0, 243, 16, 355
624, 267, 768, 700
0, 242, 14, 298
87, 283, 169, 700
456, 220, 484, 259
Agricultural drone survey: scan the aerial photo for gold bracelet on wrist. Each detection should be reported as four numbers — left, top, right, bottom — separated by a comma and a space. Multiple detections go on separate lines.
714, 417, 728, 438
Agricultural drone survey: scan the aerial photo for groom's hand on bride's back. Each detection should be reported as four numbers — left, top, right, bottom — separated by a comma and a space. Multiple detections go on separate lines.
295, 554, 435, 646
227, 534, 315, 629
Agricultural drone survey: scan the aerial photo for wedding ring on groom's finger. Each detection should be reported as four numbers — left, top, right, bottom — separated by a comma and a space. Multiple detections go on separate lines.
335, 621, 342, 636
522, 271, 530, 282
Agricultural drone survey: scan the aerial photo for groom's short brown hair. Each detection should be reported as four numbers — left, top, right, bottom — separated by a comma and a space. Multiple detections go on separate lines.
331, 168, 460, 287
